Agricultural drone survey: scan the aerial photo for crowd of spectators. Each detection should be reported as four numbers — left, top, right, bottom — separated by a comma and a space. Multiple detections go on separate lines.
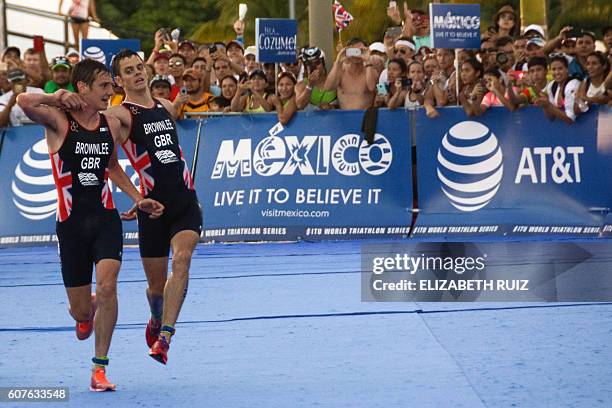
1, 3, 611, 127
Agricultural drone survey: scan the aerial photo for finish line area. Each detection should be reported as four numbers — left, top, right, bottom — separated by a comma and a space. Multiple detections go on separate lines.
1, 240, 611, 407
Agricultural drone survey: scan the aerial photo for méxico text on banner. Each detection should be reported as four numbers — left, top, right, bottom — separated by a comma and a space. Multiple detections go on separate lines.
195, 110, 414, 241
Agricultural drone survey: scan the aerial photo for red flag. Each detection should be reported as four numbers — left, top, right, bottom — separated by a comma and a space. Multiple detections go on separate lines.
332, 0, 353, 31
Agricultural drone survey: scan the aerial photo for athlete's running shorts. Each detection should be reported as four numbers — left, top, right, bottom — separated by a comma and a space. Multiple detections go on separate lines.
56, 209, 123, 288
136, 194, 202, 258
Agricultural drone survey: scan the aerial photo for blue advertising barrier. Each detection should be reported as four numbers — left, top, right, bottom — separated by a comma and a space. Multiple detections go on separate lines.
0, 121, 197, 246
194, 110, 414, 242
412, 106, 612, 238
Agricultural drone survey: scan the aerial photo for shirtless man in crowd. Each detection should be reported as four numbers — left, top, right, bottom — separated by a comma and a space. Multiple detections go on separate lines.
324, 38, 383, 110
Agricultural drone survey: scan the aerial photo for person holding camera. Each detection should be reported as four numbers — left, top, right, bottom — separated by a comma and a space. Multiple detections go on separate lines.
480, 68, 519, 112
375, 58, 407, 108
0, 69, 43, 127
231, 69, 273, 113
295, 47, 337, 111
172, 68, 214, 119
324, 37, 383, 110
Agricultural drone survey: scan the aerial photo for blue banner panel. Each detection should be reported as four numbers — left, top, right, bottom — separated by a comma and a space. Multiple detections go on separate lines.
81, 39, 141, 70
0, 121, 198, 246
413, 106, 612, 238
429, 3, 481, 49
194, 110, 414, 241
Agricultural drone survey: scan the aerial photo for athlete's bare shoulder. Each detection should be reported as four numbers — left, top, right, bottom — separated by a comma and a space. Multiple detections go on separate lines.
105, 103, 131, 125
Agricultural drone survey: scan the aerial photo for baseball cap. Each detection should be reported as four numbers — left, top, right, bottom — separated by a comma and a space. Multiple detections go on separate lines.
7, 69, 27, 83
51, 56, 71, 70
249, 69, 266, 80
182, 68, 202, 80
178, 40, 196, 50
226, 40, 244, 51
523, 24, 545, 38
3, 46, 20, 58
244, 46, 257, 58
153, 52, 170, 63
369, 42, 386, 54
526, 37, 546, 48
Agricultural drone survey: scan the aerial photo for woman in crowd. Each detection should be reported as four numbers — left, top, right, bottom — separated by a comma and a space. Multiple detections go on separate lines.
574, 51, 610, 114
269, 72, 298, 125
480, 68, 519, 111
375, 58, 408, 108
231, 69, 273, 113
535, 54, 581, 123
492, 5, 519, 39
457, 58, 485, 116
212, 75, 238, 111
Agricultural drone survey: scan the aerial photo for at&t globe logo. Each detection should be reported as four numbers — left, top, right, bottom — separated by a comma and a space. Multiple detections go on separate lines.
83, 46, 106, 65
12, 138, 57, 220
437, 121, 503, 212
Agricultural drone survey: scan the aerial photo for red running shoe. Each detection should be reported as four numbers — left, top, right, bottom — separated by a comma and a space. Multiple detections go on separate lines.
90, 367, 116, 392
149, 336, 170, 365
145, 317, 161, 348
76, 294, 96, 340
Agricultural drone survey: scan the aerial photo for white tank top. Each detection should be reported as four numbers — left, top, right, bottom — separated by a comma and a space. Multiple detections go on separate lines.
586, 81, 606, 98
69, 0, 90, 19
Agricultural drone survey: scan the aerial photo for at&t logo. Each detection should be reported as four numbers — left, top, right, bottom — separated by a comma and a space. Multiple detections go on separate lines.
437, 121, 503, 212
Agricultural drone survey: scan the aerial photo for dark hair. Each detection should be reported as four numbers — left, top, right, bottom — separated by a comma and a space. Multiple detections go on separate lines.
111, 48, 142, 77
192, 57, 207, 65
587, 51, 610, 77
549, 55, 569, 68
495, 36, 514, 48
462, 57, 484, 78
24, 48, 37, 56
388, 58, 408, 74
213, 58, 230, 70
603, 26, 612, 36
483, 67, 501, 78
220, 75, 238, 86
71, 59, 110, 92
580, 30, 596, 41
347, 37, 367, 47
527, 56, 548, 70
278, 71, 297, 84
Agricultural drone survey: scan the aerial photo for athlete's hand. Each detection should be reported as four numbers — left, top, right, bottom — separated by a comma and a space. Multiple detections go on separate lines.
57, 90, 87, 111
120, 204, 137, 221
138, 198, 165, 219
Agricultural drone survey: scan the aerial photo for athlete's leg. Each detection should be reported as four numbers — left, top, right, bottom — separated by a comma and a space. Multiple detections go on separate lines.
93, 259, 120, 358
159, 230, 199, 341
142, 257, 168, 318
66, 284, 93, 321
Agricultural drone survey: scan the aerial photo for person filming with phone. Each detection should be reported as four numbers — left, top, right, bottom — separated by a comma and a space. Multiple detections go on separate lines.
324, 38, 383, 110
172, 68, 214, 119
0, 68, 44, 127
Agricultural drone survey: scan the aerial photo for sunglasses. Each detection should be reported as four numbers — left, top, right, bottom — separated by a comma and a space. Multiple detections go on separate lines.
169, 61, 184, 67
394, 48, 409, 55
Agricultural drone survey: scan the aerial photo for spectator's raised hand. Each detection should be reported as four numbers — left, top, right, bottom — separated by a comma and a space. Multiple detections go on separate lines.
335, 48, 347, 65
308, 68, 322, 83
386, 2, 401, 24
234, 20, 245, 36
154, 29, 165, 50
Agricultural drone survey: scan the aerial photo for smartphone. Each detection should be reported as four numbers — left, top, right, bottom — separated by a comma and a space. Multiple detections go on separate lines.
389, 1, 397, 7
385, 26, 402, 38
346, 48, 362, 57
171, 28, 181, 42
161, 28, 171, 42
33, 35, 44, 52
566, 28, 582, 39
376, 83, 388, 96
401, 78, 413, 89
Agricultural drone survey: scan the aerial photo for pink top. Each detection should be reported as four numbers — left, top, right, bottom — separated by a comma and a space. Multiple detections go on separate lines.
481, 86, 519, 108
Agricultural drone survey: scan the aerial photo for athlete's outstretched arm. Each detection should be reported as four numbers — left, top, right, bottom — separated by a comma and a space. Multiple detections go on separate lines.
157, 98, 179, 121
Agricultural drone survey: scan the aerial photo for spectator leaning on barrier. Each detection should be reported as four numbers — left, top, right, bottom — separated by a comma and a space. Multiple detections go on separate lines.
296, 46, 337, 111
457, 58, 485, 117
324, 37, 381, 110
535, 54, 581, 124
269, 71, 298, 125
404, 61, 427, 109
217, 75, 238, 111
0, 68, 44, 127
481, 67, 519, 112
149, 75, 172, 100
517, 56, 549, 105
574, 51, 610, 115
44, 56, 74, 93
173, 68, 214, 119
231, 69, 273, 113
376, 57, 407, 109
